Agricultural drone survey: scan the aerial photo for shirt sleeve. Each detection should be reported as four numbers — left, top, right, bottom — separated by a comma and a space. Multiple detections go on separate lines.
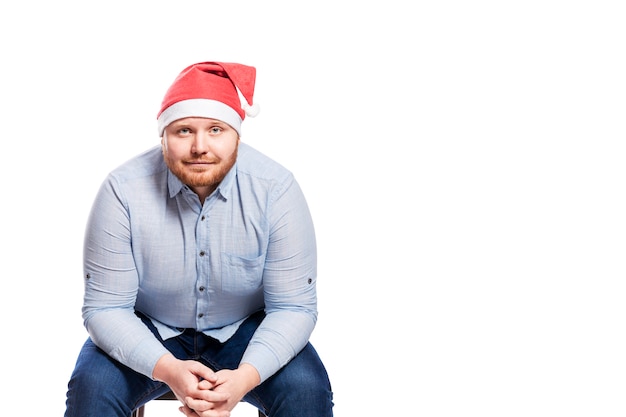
239, 175, 319, 382
81, 175, 169, 378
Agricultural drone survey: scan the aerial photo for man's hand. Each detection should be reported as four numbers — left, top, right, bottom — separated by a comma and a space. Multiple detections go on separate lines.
152, 353, 231, 416
179, 363, 261, 417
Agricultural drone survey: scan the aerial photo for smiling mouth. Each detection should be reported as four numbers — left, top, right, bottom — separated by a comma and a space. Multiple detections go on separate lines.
185, 160, 216, 165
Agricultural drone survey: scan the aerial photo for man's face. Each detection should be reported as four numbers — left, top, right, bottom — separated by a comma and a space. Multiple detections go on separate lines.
162, 117, 239, 200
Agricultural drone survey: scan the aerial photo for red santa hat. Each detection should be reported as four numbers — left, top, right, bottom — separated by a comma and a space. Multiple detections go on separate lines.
157, 61, 259, 137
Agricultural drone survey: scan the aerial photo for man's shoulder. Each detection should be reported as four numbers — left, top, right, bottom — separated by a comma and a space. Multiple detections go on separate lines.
109, 146, 167, 183
237, 142, 292, 181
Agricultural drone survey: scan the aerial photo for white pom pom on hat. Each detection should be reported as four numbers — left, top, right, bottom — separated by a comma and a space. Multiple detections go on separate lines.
157, 61, 260, 137
243, 102, 260, 118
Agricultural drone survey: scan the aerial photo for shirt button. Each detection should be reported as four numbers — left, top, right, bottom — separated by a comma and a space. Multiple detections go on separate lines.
199, 286, 205, 292
199, 251, 205, 257
198, 313, 204, 318
201, 215, 206, 221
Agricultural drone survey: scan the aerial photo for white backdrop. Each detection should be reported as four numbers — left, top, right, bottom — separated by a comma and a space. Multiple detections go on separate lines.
1, 1, 625, 416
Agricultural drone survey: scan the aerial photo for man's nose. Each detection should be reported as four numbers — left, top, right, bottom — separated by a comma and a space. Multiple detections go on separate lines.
191, 132, 210, 154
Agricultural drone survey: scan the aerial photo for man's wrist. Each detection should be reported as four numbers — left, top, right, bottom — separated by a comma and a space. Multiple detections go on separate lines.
238, 363, 261, 390
152, 353, 178, 382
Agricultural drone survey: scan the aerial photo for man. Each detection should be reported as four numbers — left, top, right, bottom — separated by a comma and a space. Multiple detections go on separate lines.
65, 61, 334, 417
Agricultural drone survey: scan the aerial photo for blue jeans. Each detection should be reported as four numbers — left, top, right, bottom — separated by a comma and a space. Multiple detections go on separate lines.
65, 311, 334, 417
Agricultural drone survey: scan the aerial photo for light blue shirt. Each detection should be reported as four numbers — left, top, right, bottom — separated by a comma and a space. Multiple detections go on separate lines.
82, 142, 318, 382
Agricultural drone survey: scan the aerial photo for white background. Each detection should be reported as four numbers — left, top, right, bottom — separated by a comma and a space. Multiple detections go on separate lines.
1, 1, 625, 416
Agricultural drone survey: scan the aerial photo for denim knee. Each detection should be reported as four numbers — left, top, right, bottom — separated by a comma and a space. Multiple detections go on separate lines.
65, 339, 156, 417
252, 343, 334, 417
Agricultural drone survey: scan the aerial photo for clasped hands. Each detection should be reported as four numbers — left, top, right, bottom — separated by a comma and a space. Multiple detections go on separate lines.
154, 354, 261, 417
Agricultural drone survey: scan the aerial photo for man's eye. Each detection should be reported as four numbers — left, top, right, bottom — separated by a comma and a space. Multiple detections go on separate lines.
210, 127, 222, 134
178, 128, 191, 135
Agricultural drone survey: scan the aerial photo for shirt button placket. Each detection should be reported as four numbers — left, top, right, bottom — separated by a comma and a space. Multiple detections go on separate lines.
197, 208, 210, 328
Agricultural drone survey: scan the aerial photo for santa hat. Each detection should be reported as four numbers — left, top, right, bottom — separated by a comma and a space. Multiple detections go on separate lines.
157, 61, 259, 136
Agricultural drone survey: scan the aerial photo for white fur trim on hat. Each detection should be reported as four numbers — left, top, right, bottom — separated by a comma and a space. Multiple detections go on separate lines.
157, 99, 243, 137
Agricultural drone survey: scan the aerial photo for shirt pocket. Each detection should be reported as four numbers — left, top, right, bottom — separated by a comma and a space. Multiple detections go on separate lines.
220, 252, 265, 293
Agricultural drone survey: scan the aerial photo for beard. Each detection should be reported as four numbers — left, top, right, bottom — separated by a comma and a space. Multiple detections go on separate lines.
164, 146, 238, 190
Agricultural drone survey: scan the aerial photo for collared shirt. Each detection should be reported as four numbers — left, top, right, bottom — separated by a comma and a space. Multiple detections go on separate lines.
82, 142, 318, 382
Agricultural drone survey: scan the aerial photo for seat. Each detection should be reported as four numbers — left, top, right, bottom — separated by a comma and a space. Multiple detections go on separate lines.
131, 390, 266, 417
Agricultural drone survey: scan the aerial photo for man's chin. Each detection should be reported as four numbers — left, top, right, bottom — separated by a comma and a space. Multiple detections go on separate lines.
182, 176, 218, 188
